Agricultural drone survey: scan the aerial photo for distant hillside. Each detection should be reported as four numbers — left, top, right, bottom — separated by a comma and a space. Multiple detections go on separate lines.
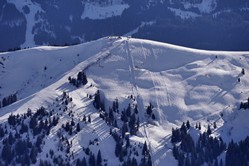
1, 0, 249, 51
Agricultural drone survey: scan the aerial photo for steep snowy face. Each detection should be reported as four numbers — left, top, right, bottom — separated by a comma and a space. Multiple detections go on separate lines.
1, 0, 249, 51
0, 37, 249, 165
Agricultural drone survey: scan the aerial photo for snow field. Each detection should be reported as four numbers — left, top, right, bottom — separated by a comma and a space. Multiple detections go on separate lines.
0, 36, 249, 165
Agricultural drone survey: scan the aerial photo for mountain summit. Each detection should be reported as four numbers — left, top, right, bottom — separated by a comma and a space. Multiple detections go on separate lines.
0, 37, 249, 165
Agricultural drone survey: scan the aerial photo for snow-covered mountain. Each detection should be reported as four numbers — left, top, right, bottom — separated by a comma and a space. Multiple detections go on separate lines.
1, 0, 249, 51
0, 37, 249, 165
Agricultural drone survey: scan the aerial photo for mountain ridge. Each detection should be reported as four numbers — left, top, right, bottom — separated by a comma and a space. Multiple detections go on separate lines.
0, 37, 249, 165
1, 0, 249, 51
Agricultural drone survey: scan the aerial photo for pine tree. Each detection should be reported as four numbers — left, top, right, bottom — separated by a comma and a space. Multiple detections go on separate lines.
172, 145, 179, 159
198, 122, 201, 130
69, 127, 73, 135
8, 132, 15, 145
112, 101, 116, 112
152, 113, 156, 120
115, 142, 122, 158
126, 104, 131, 117
186, 120, 190, 129
126, 137, 130, 148
219, 159, 223, 166
122, 122, 128, 138
129, 113, 136, 135
214, 158, 218, 166
207, 125, 212, 135
134, 104, 138, 114
2, 97, 7, 107
88, 115, 91, 123
119, 149, 124, 162
0, 125, 4, 138
136, 117, 140, 130
76, 159, 82, 166
82, 71, 88, 85
71, 119, 75, 126
132, 157, 138, 166
77, 71, 83, 82
93, 90, 101, 110
85, 147, 90, 155
126, 157, 132, 166
76, 123, 81, 132
82, 157, 87, 166
148, 154, 152, 166
241, 68, 245, 75
2, 143, 12, 163
97, 150, 102, 166
109, 108, 114, 124
142, 141, 148, 156
123, 109, 129, 122
185, 155, 190, 166
115, 98, 119, 110
214, 122, 217, 129
83, 115, 86, 122
180, 122, 187, 136
89, 153, 96, 166
30, 146, 38, 164
146, 103, 153, 116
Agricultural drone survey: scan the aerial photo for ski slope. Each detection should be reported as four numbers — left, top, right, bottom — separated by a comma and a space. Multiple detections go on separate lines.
0, 36, 249, 165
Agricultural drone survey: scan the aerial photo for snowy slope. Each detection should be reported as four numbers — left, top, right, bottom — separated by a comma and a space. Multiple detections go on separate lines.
81, 2, 129, 20
0, 37, 249, 165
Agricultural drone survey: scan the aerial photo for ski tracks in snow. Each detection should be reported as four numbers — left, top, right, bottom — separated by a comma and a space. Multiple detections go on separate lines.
125, 39, 138, 97
140, 42, 170, 123
139, 41, 175, 165
125, 39, 155, 160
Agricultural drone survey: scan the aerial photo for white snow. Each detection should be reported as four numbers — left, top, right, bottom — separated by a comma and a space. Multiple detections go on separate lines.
183, 0, 217, 14
7, 0, 43, 48
0, 4, 5, 22
212, 9, 231, 18
168, 7, 200, 19
1, 36, 249, 165
240, 7, 249, 11
81, 2, 129, 20
124, 21, 155, 37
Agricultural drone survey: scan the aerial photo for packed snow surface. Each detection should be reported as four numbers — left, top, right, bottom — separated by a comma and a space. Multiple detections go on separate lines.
0, 37, 249, 165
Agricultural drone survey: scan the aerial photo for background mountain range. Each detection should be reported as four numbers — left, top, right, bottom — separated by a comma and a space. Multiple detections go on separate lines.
1, 0, 249, 52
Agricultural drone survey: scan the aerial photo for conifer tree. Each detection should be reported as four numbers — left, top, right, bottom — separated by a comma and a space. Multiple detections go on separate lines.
134, 104, 138, 114
76, 123, 81, 132
146, 103, 153, 116
126, 104, 131, 117
88, 115, 91, 123
2, 143, 12, 163
214, 122, 217, 129
207, 125, 212, 135
142, 141, 148, 156
82, 157, 87, 166
148, 154, 152, 166
186, 120, 190, 129
132, 157, 138, 166
242, 68, 245, 75
97, 150, 102, 166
